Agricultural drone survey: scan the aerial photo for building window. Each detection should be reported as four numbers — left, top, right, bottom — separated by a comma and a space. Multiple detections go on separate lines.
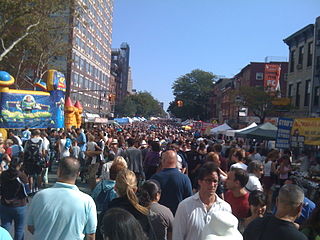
307, 42, 313, 67
298, 46, 304, 66
79, 75, 83, 88
288, 84, 293, 97
256, 72, 263, 80
290, 50, 295, 72
314, 87, 320, 106
79, 58, 84, 70
304, 80, 311, 106
296, 82, 301, 107
74, 55, 79, 68
73, 73, 79, 87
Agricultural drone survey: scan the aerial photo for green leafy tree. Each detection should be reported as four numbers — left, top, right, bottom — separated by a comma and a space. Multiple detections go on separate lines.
0, 0, 83, 89
168, 69, 216, 120
115, 92, 165, 118
235, 86, 291, 123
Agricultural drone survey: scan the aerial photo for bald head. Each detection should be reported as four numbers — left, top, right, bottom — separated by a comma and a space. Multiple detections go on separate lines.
58, 157, 80, 182
161, 150, 177, 168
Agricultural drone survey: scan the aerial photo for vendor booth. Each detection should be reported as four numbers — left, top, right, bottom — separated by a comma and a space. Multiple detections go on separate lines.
225, 122, 257, 137
210, 123, 232, 135
235, 122, 277, 140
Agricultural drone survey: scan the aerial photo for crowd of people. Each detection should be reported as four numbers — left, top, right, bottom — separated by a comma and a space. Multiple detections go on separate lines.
0, 121, 319, 240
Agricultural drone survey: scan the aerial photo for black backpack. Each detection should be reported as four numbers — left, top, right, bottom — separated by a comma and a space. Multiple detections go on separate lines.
24, 139, 44, 166
1, 173, 29, 204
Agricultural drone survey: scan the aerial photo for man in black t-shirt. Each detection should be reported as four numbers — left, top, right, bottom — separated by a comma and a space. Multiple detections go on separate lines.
243, 184, 307, 240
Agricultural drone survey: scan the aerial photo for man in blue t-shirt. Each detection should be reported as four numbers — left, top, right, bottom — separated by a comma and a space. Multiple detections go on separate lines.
151, 150, 192, 215
27, 157, 97, 240
284, 177, 316, 224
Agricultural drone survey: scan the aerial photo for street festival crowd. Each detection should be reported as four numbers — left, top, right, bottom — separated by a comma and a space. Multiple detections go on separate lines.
0, 121, 320, 240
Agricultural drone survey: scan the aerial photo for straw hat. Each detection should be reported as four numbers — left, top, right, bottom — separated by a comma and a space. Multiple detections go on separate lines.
111, 139, 118, 144
201, 211, 243, 240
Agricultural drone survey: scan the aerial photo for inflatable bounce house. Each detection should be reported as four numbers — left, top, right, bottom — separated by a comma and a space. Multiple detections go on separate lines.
0, 70, 66, 129
64, 97, 83, 129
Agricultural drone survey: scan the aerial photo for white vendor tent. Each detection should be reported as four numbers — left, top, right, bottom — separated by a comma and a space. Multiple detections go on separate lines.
225, 122, 258, 137
210, 123, 232, 135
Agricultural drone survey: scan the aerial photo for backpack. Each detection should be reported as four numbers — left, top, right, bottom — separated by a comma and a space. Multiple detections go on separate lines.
65, 138, 72, 150
49, 136, 57, 151
94, 182, 116, 212
1, 176, 30, 204
24, 139, 44, 166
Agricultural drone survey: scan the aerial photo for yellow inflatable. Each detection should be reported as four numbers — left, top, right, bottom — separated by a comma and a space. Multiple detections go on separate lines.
64, 97, 82, 129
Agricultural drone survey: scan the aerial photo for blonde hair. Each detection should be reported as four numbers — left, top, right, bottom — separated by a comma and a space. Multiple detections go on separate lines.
115, 169, 149, 215
113, 156, 128, 169
88, 134, 95, 142
5, 139, 13, 146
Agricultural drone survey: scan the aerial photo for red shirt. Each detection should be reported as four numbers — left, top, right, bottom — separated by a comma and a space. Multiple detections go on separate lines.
225, 190, 250, 219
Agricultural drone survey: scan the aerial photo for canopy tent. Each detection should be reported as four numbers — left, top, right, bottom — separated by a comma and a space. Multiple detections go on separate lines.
235, 122, 278, 140
210, 123, 232, 135
181, 119, 192, 126
114, 117, 133, 124
225, 122, 258, 137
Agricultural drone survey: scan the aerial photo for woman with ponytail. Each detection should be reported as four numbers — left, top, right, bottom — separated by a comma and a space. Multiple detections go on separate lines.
108, 169, 156, 239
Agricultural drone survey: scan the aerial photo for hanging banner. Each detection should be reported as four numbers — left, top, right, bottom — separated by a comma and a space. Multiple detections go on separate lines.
291, 118, 320, 146
276, 118, 294, 149
264, 64, 281, 94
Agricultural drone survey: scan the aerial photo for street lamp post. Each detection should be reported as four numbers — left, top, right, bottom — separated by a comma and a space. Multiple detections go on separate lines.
235, 96, 242, 129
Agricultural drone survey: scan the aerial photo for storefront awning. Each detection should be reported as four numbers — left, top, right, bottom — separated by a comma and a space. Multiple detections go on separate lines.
84, 113, 100, 122
94, 117, 108, 123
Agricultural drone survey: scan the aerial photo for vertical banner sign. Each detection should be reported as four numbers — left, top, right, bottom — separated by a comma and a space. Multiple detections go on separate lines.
276, 118, 294, 149
291, 118, 320, 146
264, 64, 281, 93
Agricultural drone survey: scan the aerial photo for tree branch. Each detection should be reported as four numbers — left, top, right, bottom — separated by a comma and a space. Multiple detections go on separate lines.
0, 38, 5, 51
0, 21, 40, 62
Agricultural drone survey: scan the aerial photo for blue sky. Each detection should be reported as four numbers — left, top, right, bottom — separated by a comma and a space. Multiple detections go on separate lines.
111, 0, 320, 110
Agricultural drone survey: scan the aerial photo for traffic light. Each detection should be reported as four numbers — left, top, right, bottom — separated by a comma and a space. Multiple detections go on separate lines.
177, 100, 183, 107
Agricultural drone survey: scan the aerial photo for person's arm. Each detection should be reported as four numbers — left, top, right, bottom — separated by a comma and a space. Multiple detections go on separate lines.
95, 142, 102, 151
84, 198, 98, 240
279, 163, 290, 174
191, 163, 201, 174
85, 233, 95, 240
184, 176, 193, 198
218, 167, 227, 178
138, 151, 145, 179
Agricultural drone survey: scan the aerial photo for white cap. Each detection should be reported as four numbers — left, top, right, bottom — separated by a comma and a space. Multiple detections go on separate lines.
201, 211, 243, 240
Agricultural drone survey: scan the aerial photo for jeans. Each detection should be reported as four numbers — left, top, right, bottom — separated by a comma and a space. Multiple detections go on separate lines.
0, 204, 26, 240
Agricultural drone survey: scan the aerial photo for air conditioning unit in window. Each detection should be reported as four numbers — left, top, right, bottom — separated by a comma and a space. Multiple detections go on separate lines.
296, 64, 303, 70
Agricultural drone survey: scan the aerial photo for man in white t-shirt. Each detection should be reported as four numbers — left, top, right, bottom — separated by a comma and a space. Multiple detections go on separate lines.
245, 161, 264, 192
173, 162, 231, 240
40, 131, 50, 186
